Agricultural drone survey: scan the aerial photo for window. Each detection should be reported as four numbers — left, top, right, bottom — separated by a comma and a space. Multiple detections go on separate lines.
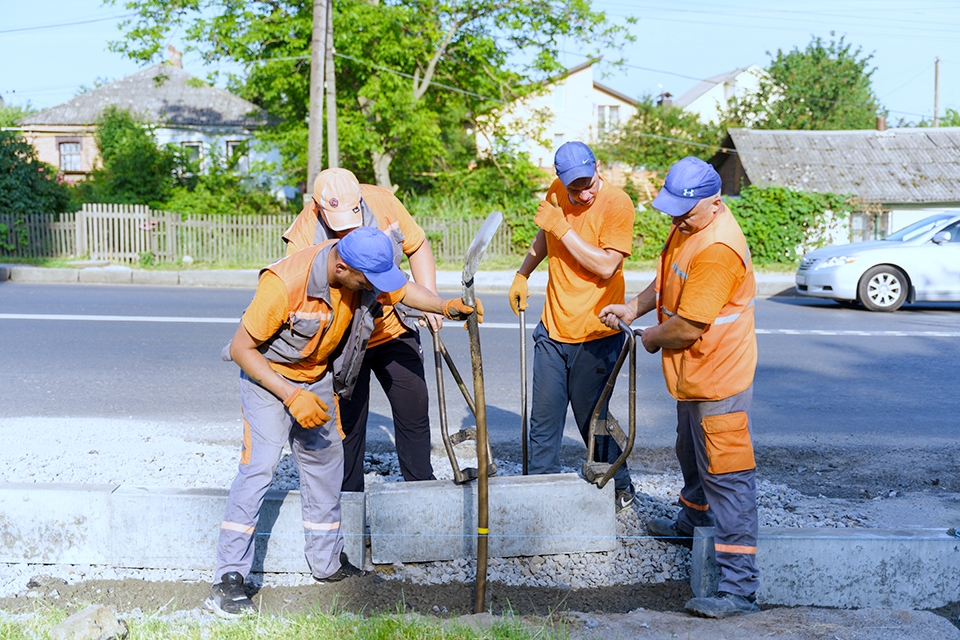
943, 221, 960, 243
59, 142, 81, 172
181, 142, 202, 166
597, 105, 621, 133
226, 140, 250, 173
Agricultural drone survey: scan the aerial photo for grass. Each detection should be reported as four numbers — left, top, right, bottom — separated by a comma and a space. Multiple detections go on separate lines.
0, 606, 568, 640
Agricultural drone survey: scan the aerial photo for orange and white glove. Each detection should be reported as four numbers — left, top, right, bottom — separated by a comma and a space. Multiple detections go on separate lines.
535, 193, 571, 241
443, 298, 484, 323
283, 388, 330, 429
508, 272, 529, 315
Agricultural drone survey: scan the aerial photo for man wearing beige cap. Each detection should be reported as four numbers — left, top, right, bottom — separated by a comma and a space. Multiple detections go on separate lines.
284, 168, 442, 493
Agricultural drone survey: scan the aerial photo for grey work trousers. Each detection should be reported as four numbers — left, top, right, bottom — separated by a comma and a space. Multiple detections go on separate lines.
675, 384, 760, 596
214, 370, 344, 583
528, 322, 632, 492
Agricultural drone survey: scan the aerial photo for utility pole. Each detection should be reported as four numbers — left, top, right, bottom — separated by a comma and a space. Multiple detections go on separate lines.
325, 0, 340, 169
933, 57, 940, 128
306, 0, 328, 199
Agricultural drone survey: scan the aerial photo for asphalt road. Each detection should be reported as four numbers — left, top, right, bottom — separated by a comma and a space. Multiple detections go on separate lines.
1, 282, 958, 455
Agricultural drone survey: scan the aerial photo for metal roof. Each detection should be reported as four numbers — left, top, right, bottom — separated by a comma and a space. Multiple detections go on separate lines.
727, 127, 960, 204
20, 64, 270, 128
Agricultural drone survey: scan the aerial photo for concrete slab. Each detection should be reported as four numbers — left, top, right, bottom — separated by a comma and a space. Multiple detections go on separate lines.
178, 270, 258, 287
78, 266, 134, 284
9, 267, 79, 283
691, 526, 960, 609
0, 484, 364, 573
131, 270, 180, 286
367, 473, 616, 564
0, 264, 12, 281
0, 483, 118, 564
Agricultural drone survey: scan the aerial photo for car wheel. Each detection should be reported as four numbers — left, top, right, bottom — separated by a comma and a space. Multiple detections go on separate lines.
858, 265, 908, 312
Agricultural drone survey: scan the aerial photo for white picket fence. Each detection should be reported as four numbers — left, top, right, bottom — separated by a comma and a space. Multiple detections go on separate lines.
0, 204, 520, 265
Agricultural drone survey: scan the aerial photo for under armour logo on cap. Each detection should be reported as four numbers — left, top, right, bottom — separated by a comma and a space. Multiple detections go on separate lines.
683, 189, 695, 197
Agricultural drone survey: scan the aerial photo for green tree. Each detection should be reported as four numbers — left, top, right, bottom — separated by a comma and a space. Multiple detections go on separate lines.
729, 35, 881, 130
0, 132, 74, 251
593, 96, 725, 170
74, 106, 180, 205
0, 102, 37, 128
106, 0, 633, 189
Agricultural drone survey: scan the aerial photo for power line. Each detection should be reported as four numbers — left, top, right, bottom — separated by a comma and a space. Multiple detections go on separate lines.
0, 12, 136, 35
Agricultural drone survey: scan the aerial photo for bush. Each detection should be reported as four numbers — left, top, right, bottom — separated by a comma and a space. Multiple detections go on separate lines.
0, 131, 74, 251
726, 186, 851, 266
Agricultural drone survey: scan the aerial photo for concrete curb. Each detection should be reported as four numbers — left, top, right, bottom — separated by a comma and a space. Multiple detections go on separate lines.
690, 525, 960, 609
0, 265, 796, 297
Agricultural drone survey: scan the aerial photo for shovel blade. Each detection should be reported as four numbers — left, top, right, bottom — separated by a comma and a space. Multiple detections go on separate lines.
462, 211, 503, 286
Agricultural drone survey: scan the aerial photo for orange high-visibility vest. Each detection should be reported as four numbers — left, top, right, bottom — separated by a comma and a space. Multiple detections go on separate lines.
655, 207, 757, 401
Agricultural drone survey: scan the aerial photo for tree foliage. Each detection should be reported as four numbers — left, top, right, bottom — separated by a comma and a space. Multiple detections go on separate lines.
593, 96, 725, 170
728, 35, 880, 131
0, 102, 37, 128
106, 0, 633, 189
73, 106, 180, 205
0, 132, 74, 251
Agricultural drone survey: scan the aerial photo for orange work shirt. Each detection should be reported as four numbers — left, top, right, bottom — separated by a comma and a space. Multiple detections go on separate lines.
665, 243, 746, 324
541, 177, 634, 343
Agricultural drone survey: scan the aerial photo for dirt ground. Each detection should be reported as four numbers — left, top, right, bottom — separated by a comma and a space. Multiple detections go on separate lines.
2, 442, 959, 638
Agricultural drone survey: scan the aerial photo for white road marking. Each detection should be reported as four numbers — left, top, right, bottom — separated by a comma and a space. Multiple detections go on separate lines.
2, 314, 957, 337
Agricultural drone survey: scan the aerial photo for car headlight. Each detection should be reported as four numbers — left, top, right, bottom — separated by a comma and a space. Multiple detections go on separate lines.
813, 256, 857, 270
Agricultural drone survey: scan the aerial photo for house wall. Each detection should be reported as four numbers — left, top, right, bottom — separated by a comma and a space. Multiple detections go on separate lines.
156, 126, 280, 175
685, 66, 764, 124
20, 126, 99, 183
475, 65, 637, 169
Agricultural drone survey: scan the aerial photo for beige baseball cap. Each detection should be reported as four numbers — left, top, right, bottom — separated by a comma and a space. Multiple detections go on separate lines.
313, 168, 363, 231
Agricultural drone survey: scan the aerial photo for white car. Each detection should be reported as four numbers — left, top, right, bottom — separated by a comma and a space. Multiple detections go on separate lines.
795, 211, 960, 311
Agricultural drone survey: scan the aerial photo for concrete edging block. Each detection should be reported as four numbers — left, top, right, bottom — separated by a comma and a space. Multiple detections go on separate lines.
78, 266, 134, 284
367, 473, 615, 564
178, 270, 258, 287
691, 526, 960, 609
131, 271, 181, 286
9, 267, 79, 283
0, 483, 118, 564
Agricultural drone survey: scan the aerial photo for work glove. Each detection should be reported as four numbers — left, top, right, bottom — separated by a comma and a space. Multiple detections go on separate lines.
535, 193, 571, 241
283, 387, 331, 429
443, 297, 484, 323
508, 272, 529, 316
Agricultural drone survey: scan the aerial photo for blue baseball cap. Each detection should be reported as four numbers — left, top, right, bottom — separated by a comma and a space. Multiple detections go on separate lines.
652, 157, 723, 216
554, 141, 597, 186
337, 226, 406, 292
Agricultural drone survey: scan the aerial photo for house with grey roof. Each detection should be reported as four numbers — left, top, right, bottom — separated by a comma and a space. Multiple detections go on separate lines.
674, 66, 766, 124
18, 62, 277, 184
711, 127, 960, 238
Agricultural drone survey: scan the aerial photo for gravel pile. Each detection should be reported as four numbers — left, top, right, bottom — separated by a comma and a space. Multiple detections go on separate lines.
0, 427, 874, 599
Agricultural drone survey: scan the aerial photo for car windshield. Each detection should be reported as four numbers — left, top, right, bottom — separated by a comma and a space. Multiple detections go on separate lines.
883, 214, 956, 242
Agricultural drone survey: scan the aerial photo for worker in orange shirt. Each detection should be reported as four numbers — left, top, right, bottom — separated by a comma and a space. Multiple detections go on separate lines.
601, 156, 760, 619
207, 226, 480, 618
283, 169, 442, 494
508, 141, 636, 512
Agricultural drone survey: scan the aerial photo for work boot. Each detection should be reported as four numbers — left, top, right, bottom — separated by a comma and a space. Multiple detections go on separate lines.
615, 483, 636, 514
685, 591, 760, 618
315, 553, 368, 584
646, 518, 693, 549
204, 572, 257, 619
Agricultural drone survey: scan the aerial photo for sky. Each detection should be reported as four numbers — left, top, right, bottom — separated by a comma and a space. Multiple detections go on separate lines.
1, 0, 958, 125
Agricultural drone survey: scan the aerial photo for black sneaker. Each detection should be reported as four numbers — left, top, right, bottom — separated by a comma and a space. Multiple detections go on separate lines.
615, 483, 636, 513
685, 591, 759, 618
646, 517, 693, 549
204, 572, 257, 619
315, 555, 368, 585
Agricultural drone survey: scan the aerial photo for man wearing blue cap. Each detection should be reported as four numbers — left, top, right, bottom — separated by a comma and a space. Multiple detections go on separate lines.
206, 226, 481, 618
600, 156, 760, 618
508, 141, 637, 512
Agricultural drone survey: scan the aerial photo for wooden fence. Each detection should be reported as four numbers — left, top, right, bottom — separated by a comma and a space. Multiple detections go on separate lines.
0, 205, 522, 265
